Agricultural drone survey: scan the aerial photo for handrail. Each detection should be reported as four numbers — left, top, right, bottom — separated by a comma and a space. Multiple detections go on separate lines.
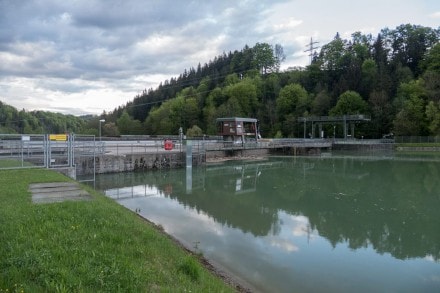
297, 114, 371, 122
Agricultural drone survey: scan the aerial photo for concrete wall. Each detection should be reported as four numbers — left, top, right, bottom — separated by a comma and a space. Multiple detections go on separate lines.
269, 146, 326, 156
205, 148, 269, 160
75, 153, 187, 175
73, 143, 395, 176
332, 143, 394, 151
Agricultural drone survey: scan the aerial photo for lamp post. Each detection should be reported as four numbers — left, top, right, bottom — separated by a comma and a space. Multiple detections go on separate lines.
99, 119, 105, 141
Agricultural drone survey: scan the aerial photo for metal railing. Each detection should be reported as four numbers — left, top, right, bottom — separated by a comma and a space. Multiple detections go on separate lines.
0, 135, 407, 173
0, 134, 47, 169
395, 136, 440, 144
97, 139, 184, 155
0, 134, 97, 178
298, 114, 371, 122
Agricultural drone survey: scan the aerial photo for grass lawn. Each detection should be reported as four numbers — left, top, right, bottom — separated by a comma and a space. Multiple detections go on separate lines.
0, 159, 35, 168
0, 169, 234, 292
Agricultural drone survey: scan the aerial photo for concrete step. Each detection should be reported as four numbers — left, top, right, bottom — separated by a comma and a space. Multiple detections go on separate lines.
29, 182, 92, 204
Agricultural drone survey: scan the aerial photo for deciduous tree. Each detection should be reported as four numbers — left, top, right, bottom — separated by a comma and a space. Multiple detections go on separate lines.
425, 101, 440, 135
330, 91, 368, 116
252, 43, 277, 74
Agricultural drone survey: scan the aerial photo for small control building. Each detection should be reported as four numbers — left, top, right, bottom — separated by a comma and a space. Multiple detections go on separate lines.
216, 117, 259, 144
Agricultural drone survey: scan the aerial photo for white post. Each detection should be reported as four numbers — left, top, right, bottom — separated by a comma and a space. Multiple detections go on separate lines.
99, 119, 105, 141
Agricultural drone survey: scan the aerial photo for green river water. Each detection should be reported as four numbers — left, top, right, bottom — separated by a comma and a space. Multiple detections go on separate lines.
91, 154, 440, 293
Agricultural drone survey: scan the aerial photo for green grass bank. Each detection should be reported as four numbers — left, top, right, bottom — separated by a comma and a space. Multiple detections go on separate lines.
0, 168, 235, 292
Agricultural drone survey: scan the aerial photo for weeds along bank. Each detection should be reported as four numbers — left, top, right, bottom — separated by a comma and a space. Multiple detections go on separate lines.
0, 168, 235, 292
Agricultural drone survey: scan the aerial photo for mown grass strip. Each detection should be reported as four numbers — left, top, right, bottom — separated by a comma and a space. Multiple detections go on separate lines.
0, 168, 234, 292
0, 159, 34, 169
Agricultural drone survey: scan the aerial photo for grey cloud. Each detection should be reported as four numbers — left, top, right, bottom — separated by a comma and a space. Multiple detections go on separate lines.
37, 78, 99, 94
0, 0, 294, 114
43, 106, 98, 116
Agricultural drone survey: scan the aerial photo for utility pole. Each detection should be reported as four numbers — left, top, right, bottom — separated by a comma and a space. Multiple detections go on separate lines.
304, 37, 320, 65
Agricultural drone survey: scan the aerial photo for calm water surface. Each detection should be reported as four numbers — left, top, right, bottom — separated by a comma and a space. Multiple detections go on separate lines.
92, 155, 440, 293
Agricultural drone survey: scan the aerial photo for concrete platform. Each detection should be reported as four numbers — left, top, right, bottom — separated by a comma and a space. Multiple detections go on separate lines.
29, 182, 92, 204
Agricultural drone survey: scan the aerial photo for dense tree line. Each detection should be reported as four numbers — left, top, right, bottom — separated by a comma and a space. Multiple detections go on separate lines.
0, 101, 88, 134
100, 23, 439, 138
1, 24, 439, 138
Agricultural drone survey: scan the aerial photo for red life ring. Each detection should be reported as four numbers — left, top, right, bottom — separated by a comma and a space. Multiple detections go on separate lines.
164, 140, 173, 150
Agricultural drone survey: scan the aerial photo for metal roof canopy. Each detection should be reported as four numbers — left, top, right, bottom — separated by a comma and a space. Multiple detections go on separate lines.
297, 114, 371, 139
297, 114, 371, 123
216, 117, 258, 123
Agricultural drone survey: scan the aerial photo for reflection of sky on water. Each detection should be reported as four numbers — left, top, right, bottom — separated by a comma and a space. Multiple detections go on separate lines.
111, 187, 440, 293
105, 185, 161, 199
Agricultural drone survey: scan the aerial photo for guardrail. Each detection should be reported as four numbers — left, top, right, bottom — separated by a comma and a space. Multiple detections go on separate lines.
333, 138, 395, 144
200, 138, 333, 151
1, 135, 399, 172
394, 136, 440, 143
98, 140, 185, 155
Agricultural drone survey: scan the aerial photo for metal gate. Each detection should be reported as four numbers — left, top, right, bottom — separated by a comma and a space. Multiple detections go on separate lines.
0, 134, 96, 181
47, 134, 73, 168
0, 134, 47, 169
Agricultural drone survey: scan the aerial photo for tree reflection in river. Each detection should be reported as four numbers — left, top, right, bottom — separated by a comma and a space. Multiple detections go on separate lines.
93, 155, 440, 262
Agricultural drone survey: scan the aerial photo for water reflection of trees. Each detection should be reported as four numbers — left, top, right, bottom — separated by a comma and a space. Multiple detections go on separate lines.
258, 157, 440, 261
93, 166, 280, 237
173, 164, 281, 237
94, 157, 440, 261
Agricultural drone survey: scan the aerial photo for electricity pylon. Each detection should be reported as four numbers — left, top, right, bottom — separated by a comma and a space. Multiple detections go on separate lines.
304, 37, 320, 65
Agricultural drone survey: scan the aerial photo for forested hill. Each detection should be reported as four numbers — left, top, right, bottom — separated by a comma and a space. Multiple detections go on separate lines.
103, 23, 440, 138
105, 43, 273, 124
1, 24, 439, 138
0, 101, 88, 134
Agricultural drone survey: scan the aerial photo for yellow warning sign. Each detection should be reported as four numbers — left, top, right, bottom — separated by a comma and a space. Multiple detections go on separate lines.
49, 134, 68, 141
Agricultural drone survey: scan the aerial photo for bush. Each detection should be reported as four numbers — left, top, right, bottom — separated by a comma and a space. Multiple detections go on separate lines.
186, 125, 203, 137
274, 130, 283, 138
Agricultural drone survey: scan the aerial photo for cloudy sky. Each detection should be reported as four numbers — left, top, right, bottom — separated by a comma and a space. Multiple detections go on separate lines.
1, 0, 439, 115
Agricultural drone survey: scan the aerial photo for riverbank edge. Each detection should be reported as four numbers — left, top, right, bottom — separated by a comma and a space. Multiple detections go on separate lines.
130, 211, 256, 293
0, 168, 241, 292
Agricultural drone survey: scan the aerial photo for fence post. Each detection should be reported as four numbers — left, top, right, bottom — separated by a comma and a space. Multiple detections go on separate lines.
186, 140, 192, 194
20, 139, 24, 167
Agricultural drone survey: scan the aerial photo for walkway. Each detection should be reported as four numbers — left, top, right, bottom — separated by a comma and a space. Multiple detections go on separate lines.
29, 182, 92, 204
